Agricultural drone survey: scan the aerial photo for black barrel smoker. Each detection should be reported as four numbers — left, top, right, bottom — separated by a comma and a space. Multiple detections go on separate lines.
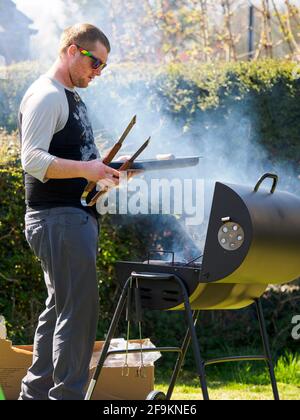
85, 174, 300, 400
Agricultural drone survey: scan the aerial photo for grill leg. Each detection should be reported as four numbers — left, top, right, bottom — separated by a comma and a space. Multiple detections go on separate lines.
170, 275, 209, 400
84, 278, 130, 400
169, 276, 209, 401
185, 306, 209, 400
167, 311, 200, 400
255, 299, 280, 401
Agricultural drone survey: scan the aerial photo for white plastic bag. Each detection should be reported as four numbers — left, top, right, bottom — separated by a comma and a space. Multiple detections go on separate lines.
90, 338, 161, 369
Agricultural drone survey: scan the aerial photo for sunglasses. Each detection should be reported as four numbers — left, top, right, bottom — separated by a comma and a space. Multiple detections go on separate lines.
75, 44, 107, 71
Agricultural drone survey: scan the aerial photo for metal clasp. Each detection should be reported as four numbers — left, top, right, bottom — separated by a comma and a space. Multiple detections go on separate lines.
122, 363, 130, 377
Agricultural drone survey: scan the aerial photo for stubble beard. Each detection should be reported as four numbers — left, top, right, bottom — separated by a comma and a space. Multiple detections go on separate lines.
77, 77, 89, 88
70, 70, 89, 89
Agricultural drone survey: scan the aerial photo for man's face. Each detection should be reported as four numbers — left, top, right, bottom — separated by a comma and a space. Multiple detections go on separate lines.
68, 41, 108, 88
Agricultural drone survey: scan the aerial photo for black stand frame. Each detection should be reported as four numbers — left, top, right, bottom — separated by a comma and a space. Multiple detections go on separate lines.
85, 273, 279, 401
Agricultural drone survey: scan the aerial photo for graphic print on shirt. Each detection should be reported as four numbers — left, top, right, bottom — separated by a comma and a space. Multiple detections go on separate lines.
73, 92, 100, 161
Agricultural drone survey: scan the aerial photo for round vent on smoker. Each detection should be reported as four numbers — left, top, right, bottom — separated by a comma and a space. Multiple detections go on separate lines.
218, 222, 245, 251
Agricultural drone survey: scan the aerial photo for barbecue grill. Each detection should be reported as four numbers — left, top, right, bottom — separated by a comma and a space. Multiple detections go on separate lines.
85, 174, 300, 401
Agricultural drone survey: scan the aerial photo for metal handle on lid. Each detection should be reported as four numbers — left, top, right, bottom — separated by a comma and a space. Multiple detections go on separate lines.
254, 173, 278, 194
147, 250, 175, 265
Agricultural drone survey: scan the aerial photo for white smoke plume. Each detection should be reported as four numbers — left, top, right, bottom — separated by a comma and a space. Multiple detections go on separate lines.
11, 0, 300, 260
14, 0, 83, 64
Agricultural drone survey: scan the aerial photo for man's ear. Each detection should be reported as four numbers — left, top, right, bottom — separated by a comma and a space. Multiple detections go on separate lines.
67, 44, 77, 58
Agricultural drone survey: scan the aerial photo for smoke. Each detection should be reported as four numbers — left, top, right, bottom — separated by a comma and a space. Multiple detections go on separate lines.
14, 0, 83, 65
13, 0, 300, 66
83, 67, 300, 228
87, 67, 299, 261
249, 0, 295, 6
13, 0, 153, 65
11, 0, 300, 262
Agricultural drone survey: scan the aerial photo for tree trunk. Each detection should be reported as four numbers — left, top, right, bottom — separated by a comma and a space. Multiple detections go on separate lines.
199, 0, 211, 62
262, 0, 273, 58
221, 0, 237, 62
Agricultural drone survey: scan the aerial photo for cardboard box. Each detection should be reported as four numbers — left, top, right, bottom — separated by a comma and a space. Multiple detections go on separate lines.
0, 339, 154, 400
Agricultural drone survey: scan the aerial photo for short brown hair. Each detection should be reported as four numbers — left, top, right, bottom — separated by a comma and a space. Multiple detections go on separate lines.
59, 23, 111, 55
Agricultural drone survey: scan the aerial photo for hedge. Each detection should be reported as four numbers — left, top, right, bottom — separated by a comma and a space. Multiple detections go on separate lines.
0, 60, 300, 368
2, 59, 300, 162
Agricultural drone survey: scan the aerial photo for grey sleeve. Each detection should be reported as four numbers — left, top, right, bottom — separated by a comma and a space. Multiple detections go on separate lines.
20, 91, 67, 183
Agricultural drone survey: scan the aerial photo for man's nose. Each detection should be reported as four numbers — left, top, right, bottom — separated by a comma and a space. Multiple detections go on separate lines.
94, 68, 102, 77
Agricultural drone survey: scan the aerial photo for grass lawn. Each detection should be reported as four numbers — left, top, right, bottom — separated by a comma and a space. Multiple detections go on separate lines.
154, 352, 300, 400
155, 378, 299, 400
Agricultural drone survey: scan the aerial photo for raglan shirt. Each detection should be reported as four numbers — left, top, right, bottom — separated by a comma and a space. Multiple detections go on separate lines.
19, 75, 100, 217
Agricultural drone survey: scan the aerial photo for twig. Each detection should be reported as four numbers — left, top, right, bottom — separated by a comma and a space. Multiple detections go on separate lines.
0, 227, 16, 241
0, 271, 18, 284
271, 0, 295, 54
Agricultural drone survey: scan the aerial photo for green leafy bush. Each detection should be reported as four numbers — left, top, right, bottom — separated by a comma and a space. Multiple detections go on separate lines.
0, 62, 41, 132
0, 60, 300, 370
2, 59, 300, 162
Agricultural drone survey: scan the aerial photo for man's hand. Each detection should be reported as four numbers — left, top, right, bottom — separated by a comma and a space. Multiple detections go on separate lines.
83, 159, 120, 184
45, 157, 120, 184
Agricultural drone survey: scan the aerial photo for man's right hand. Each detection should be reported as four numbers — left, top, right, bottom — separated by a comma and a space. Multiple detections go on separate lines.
45, 157, 120, 184
83, 159, 120, 184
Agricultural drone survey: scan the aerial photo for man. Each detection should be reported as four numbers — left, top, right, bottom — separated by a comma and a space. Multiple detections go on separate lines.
18, 23, 119, 400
